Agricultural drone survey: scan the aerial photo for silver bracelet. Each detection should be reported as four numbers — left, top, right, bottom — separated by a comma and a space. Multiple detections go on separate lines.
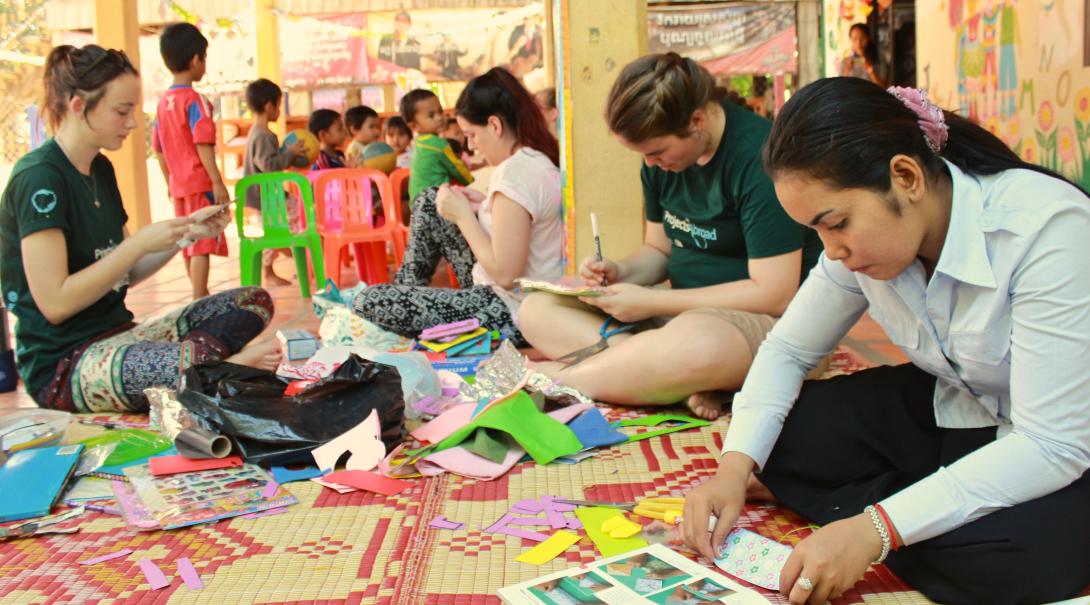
864, 505, 891, 564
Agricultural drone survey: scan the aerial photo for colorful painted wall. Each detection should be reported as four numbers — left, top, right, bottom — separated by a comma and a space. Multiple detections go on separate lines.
822, 0, 882, 77
916, 0, 1090, 190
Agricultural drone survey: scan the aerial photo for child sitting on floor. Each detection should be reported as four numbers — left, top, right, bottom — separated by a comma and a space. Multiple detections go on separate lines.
309, 109, 347, 171
385, 116, 413, 169
401, 89, 473, 203
344, 105, 381, 168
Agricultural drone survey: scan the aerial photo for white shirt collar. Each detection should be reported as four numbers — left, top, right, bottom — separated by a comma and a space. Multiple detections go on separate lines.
932, 159, 997, 289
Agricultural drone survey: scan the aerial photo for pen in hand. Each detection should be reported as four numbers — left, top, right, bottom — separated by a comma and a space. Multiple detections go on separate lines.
591, 212, 606, 286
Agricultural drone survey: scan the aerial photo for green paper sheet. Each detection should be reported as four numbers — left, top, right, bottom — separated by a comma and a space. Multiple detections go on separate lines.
427, 391, 583, 464
615, 414, 712, 443
574, 507, 648, 557
462, 428, 509, 463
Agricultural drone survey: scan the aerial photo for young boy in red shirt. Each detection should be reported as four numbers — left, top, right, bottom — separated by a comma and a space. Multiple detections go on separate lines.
153, 23, 229, 299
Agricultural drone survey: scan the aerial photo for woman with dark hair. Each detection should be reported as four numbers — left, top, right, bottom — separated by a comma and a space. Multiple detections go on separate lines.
840, 23, 885, 86
353, 67, 561, 344
682, 77, 1090, 605
0, 45, 278, 413
518, 53, 822, 417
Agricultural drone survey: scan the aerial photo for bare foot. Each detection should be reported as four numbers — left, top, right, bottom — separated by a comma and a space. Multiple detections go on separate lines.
745, 473, 777, 503
263, 270, 291, 287
226, 339, 282, 371
685, 390, 730, 420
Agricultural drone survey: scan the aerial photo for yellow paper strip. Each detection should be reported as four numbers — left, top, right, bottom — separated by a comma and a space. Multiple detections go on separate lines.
515, 530, 581, 565
417, 328, 489, 353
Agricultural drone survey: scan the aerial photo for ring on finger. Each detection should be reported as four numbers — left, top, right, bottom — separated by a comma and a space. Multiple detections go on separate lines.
796, 576, 814, 591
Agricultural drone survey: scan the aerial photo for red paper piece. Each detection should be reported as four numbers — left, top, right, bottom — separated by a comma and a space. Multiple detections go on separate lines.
148, 455, 243, 476
321, 470, 409, 496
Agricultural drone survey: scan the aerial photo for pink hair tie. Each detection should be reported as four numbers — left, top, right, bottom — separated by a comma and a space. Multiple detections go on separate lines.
887, 86, 948, 154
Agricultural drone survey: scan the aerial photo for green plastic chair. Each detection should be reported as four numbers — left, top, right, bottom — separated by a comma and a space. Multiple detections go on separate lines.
234, 172, 325, 298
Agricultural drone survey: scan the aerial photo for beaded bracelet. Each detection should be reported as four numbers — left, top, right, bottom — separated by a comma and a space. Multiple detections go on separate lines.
864, 505, 892, 564
874, 503, 900, 550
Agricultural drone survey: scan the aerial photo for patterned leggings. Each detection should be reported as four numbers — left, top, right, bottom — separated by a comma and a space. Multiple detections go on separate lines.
35, 287, 274, 413
354, 187, 525, 345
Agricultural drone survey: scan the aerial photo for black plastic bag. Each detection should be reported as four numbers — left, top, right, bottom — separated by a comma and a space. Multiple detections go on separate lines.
178, 355, 405, 466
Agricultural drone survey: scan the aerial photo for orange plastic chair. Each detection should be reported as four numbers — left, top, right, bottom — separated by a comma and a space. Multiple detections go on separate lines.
312, 168, 406, 287
389, 167, 461, 288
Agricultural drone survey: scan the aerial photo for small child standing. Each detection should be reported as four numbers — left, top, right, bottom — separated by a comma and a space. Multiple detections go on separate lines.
344, 105, 381, 168
401, 89, 473, 202
385, 116, 414, 169
309, 109, 347, 171
153, 23, 229, 299
242, 78, 304, 286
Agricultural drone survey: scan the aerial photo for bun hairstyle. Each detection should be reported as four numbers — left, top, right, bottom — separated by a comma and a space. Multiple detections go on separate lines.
42, 44, 138, 131
455, 67, 559, 167
605, 52, 729, 144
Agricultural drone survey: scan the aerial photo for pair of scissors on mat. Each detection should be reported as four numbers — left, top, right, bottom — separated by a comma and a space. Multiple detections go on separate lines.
555, 497, 686, 522
554, 316, 639, 366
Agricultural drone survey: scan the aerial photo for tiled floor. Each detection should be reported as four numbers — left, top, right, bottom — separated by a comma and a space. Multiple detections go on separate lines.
0, 248, 905, 409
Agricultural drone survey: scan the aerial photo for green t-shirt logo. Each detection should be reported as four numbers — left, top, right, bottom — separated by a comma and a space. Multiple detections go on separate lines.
30, 189, 57, 214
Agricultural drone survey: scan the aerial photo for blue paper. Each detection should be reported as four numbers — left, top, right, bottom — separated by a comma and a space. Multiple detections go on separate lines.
445, 334, 489, 357
568, 408, 628, 450
270, 465, 325, 484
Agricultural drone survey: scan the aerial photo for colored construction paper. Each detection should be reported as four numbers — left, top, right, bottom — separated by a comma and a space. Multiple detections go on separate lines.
462, 428, 509, 463
512, 499, 544, 514
176, 557, 204, 590
311, 477, 357, 494
483, 514, 551, 542
601, 516, 642, 538
261, 481, 279, 499
79, 548, 133, 566
321, 470, 409, 496
310, 409, 385, 473
138, 558, 171, 590
147, 455, 242, 476
568, 408, 628, 449
418, 328, 489, 353
515, 530, 582, 565
241, 507, 290, 519
428, 391, 583, 465
574, 507, 648, 557
270, 465, 324, 484
411, 403, 476, 443
615, 415, 711, 443
429, 515, 464, 530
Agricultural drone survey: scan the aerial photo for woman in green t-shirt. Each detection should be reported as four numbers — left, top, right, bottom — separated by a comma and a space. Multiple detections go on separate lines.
519, 53, 822, 418
0, 45, 280, 413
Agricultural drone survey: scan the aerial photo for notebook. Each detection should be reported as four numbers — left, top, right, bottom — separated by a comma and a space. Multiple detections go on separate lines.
0, 444, 84, 523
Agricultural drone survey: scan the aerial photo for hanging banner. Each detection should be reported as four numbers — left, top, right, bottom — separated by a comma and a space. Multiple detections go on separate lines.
280, 13, 370, 88
647, 3, 797, 75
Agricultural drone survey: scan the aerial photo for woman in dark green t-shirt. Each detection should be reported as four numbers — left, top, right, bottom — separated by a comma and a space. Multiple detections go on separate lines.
0, 45, 279, 412
519, 53, 822, 418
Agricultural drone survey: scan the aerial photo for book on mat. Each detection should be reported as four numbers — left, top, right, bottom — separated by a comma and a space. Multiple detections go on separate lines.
0, 444, 84, 523
498, 543, 770, 605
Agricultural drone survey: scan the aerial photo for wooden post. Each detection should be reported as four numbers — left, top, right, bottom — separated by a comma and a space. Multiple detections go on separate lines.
559, 0, 648, 269
93, 0, 151, 229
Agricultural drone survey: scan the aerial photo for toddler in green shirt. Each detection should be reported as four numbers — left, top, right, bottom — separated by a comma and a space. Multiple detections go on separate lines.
401, 89, 473, 203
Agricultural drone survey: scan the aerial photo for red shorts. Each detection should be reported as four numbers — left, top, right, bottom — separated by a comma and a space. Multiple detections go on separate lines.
173, 192, 229, 259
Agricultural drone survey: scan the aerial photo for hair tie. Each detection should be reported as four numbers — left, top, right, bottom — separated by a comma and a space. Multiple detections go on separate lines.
887, 86, 948, 154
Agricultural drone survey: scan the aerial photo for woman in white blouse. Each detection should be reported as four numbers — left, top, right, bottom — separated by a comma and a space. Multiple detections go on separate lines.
682, 78, 1090, 605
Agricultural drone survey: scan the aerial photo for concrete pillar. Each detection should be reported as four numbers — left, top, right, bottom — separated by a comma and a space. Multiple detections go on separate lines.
254, 0, 286, 135
94, 0, 152, 229
560, 0, 648, 269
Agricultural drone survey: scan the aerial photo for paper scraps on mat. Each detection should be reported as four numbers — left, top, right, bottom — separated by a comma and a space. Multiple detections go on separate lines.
176, 557, 204, 590
601, 516, 642, 538
147, 454, 242, 476
515, 530, 582, 565
428, 515, 464, 530
310, 409, 386, 473
138, 558, 170, 590
614, 414, 712, 443
483, 514, 551, 542
568, 408, 628, 450
79, 548, 132, 566
242, 507, 290, 520
321, 470, 409, 496
270, 465, 324, 484
261, 481, 279, 499
714, 527, 793, 591
310, 477, 357, 494
574, 507, 648, 558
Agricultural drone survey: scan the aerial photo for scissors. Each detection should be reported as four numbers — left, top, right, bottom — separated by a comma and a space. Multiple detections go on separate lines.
555, 497, 686, 522
554, 316, 639, 366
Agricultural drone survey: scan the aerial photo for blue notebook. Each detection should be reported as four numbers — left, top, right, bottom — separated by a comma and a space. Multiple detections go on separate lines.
0, 444, 84, 523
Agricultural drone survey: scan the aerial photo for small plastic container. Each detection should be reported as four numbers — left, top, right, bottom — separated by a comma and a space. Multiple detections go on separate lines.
0, 409, 71, 453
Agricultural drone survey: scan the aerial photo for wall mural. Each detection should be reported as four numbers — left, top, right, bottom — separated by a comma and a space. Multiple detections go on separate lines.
916, 0, 1090, 190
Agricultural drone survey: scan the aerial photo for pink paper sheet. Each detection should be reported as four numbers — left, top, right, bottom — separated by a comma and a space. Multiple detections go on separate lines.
428, 515, 465, 530
483, 514, 551, 542
410, 403, 476, 443
176, 557, 204, 589
138, 558, 170, 590
79, 548, 132, 566
261, 481, 279, 499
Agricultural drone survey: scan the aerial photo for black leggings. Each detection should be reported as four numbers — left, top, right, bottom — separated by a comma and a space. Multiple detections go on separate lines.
757, 363, 1090, 605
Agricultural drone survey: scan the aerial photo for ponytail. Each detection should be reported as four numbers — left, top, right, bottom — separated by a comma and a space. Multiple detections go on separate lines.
42, 44, 138, 132
763, 77, 1088, 198
455, 67, 559, 167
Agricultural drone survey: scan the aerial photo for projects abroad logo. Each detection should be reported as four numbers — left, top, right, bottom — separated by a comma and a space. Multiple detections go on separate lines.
663, 210, 718, 249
